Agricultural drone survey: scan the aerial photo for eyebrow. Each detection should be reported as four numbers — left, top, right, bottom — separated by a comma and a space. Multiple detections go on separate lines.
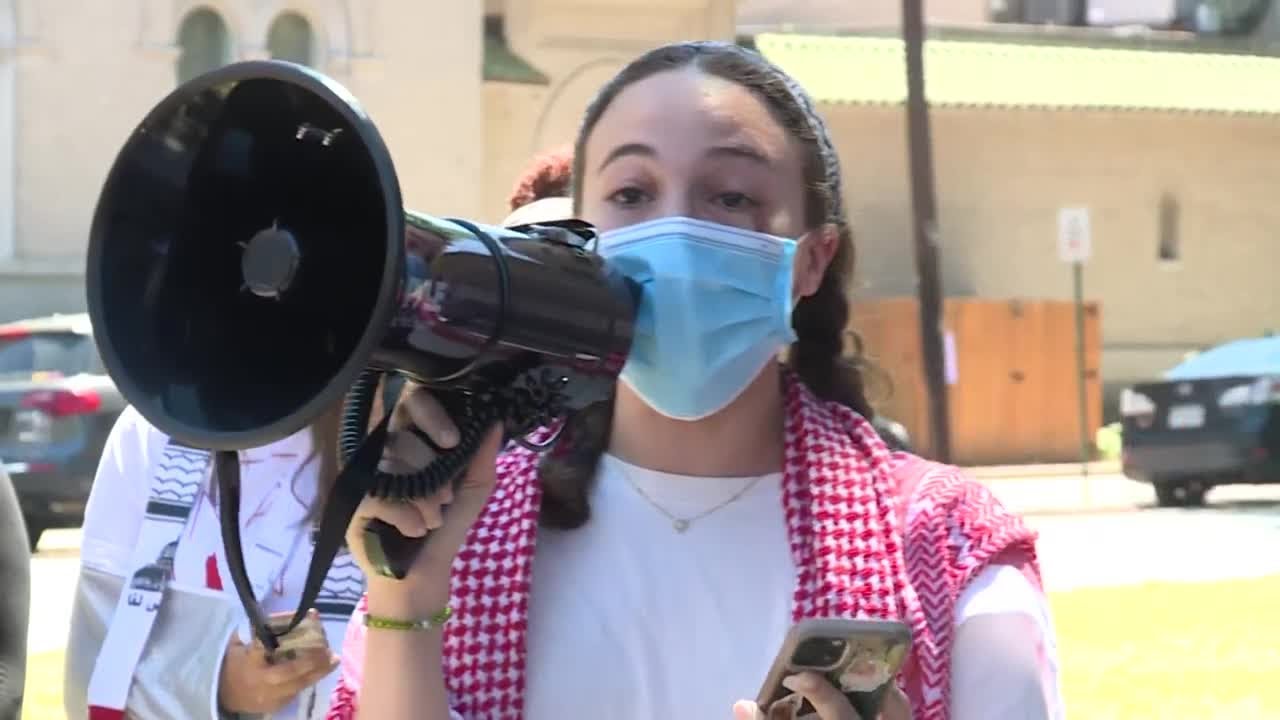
596, 142, 773, 172
706, 143, 772, 166
597, 142, 655, 172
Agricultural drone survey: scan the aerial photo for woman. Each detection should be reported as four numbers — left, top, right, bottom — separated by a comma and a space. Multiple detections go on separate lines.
331, 41, 1062, 720
64, 405, 366, 720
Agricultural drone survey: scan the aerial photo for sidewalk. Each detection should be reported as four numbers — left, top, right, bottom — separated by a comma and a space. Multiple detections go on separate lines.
964, 459, 1122, 480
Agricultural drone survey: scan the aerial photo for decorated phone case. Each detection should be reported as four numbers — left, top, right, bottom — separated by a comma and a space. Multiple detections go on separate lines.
756, 618, 912, 720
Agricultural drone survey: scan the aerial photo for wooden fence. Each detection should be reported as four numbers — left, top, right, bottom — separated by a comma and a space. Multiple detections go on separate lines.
849, 297, 1103, 466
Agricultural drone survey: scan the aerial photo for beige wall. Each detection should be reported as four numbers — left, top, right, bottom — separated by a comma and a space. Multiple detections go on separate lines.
0, 0, 484, 320
483, 0, 735, 219
1, 0, 731, 320
738, 0, 990, 29
825, 104, 1280, 393
0, 0, 16, 261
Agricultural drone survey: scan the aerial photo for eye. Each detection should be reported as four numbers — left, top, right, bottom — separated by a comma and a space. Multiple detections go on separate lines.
607, 186, 651, 208
714, 191, 759, 212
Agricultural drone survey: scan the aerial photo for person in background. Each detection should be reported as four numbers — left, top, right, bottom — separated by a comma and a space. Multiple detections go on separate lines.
64, 405, 365, 720
330, 40, 1061, 720
0, 464, 28, 720
507, 144, 573, 211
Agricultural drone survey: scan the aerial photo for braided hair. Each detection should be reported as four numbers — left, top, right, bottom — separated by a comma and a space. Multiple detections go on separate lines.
538, 42, 873, 529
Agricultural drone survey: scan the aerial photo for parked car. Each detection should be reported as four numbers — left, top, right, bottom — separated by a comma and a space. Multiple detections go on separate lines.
1119, 335, 1280, 507
0, 313, 125, 548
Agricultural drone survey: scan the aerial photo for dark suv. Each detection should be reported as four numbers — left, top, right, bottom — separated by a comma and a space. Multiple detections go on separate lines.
0, 313, 125, 548
1120, 335, 1280, 507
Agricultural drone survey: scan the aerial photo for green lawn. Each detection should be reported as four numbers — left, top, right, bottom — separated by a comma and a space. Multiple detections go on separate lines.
23, 575, 1280, 719
1050, 575, 1280, 720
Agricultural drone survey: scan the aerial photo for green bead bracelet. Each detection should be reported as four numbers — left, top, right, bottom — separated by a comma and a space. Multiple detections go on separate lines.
362, 605, 454, 632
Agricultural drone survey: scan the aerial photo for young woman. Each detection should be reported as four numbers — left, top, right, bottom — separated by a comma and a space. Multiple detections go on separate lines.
329, 41, 1062, 720
64, 405, 365, 720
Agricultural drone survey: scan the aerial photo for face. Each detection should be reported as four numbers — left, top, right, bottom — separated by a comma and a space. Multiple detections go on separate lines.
579, 67, 837, 299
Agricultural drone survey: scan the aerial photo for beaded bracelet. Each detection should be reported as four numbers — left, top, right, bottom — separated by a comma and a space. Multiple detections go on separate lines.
363, 606, 454, 632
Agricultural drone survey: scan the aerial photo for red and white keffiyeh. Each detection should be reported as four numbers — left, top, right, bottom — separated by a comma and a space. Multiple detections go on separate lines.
327, 374, 1040, 720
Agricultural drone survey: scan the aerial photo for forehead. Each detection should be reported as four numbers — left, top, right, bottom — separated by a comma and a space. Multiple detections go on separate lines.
583, 67, 796, 166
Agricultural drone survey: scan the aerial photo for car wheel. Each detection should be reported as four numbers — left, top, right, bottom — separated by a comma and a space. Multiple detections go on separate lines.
1154, 482, 1183, 508
1153, 480, 1209, 509
26, 521, 45, 552
1182, 479, 1209, 508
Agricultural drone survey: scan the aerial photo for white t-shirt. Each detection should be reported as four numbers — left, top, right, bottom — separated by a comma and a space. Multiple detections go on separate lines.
522, 454, 1063, 719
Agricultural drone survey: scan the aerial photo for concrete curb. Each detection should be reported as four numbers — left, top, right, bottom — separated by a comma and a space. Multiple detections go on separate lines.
964, 460, 1122, 480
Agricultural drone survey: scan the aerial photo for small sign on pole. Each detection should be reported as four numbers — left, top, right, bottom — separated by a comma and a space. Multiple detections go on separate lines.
1057, 207, 1093, 501
1057, 207, 1092, 264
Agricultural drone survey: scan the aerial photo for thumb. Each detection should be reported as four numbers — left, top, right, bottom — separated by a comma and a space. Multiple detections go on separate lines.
732, 700, 765, 720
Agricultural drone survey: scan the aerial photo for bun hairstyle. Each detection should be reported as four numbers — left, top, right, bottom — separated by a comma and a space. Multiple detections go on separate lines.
536, 41, 874, 530
507, 144, 574, 212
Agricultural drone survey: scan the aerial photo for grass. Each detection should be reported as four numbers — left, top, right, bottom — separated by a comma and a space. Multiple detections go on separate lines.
23, 575, 1280, 719
1049, 575, 1280, 720
23, 650, 65, 720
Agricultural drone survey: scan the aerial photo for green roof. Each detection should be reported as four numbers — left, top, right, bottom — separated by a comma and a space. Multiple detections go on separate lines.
755, 33, 1280, 115
484, 18, 549, 85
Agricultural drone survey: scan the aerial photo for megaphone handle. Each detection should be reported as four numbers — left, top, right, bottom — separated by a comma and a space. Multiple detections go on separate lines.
357, 394, 501, 580
362, 518, 429, 580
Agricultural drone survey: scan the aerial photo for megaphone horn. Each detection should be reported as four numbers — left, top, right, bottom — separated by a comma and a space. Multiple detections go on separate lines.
86, 60, 638, 651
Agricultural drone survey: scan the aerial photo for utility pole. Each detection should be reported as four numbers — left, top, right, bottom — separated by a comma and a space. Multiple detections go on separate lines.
902, 0, 953, 462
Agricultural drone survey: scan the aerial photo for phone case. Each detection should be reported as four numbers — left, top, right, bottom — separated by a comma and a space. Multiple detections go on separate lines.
755, 618, 912, 720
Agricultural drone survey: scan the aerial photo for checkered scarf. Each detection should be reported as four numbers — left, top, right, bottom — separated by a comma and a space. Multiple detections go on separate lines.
327, 374, 1039, 720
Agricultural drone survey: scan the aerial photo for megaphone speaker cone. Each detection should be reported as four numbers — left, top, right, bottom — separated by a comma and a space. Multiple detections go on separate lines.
86, 61, 404, 451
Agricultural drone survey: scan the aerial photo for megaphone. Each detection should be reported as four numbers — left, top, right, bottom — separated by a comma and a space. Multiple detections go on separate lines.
86, 60, 637, 650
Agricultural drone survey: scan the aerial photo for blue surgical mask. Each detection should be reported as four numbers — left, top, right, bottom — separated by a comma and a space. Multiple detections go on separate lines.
599, 216, 799, 421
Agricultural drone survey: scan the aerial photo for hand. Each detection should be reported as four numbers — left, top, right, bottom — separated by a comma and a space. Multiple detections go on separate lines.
218, 627, 338, 715
345, 381, 504, 608
732, 672, 913, 720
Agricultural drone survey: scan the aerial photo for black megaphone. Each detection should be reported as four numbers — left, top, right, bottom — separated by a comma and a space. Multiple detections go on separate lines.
85, 60, 637, 650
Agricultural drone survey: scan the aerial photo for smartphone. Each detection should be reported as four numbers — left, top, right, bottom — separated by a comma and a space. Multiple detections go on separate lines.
755, 618, 912, 720
265, 610, 328, 663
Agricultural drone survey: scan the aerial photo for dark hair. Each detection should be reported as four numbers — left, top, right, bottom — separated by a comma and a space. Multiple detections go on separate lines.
207, 402, 342, 528
538, 41, 873, 530
508, 144, 574, 211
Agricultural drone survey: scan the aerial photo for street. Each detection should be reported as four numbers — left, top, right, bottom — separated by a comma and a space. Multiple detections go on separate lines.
26, 473, 1280, 655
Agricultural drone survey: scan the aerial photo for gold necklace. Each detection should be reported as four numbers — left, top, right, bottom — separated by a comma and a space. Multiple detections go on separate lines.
621, 471, 764, 533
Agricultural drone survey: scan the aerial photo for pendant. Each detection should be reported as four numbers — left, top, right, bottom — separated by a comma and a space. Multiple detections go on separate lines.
672, 519, 690, 533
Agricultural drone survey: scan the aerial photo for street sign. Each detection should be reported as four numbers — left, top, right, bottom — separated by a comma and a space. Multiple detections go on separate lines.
1057, 207, 1092, 264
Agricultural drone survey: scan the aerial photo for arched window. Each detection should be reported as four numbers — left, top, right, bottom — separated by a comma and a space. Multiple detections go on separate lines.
267, 12, 314, 66
176, 8, 231, 85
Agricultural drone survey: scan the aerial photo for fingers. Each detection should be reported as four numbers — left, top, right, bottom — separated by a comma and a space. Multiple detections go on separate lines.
261, 646, 337, 688
733, 700, 767, 720
345, 486, 457, 567
242, 645, 337, 712
392, 383, 459, 448
880, 684, 913, 720
379, 383, 460, 475
781, 672, 860, 720
352, 496, 434, 539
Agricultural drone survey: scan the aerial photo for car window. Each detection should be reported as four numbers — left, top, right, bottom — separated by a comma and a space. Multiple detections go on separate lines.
0, 332, 98, 378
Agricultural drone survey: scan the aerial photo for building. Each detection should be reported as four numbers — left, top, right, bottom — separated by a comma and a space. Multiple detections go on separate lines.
758, 32, 1280, 412
2, 0, 1278, 419
0, 0, 732, 322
